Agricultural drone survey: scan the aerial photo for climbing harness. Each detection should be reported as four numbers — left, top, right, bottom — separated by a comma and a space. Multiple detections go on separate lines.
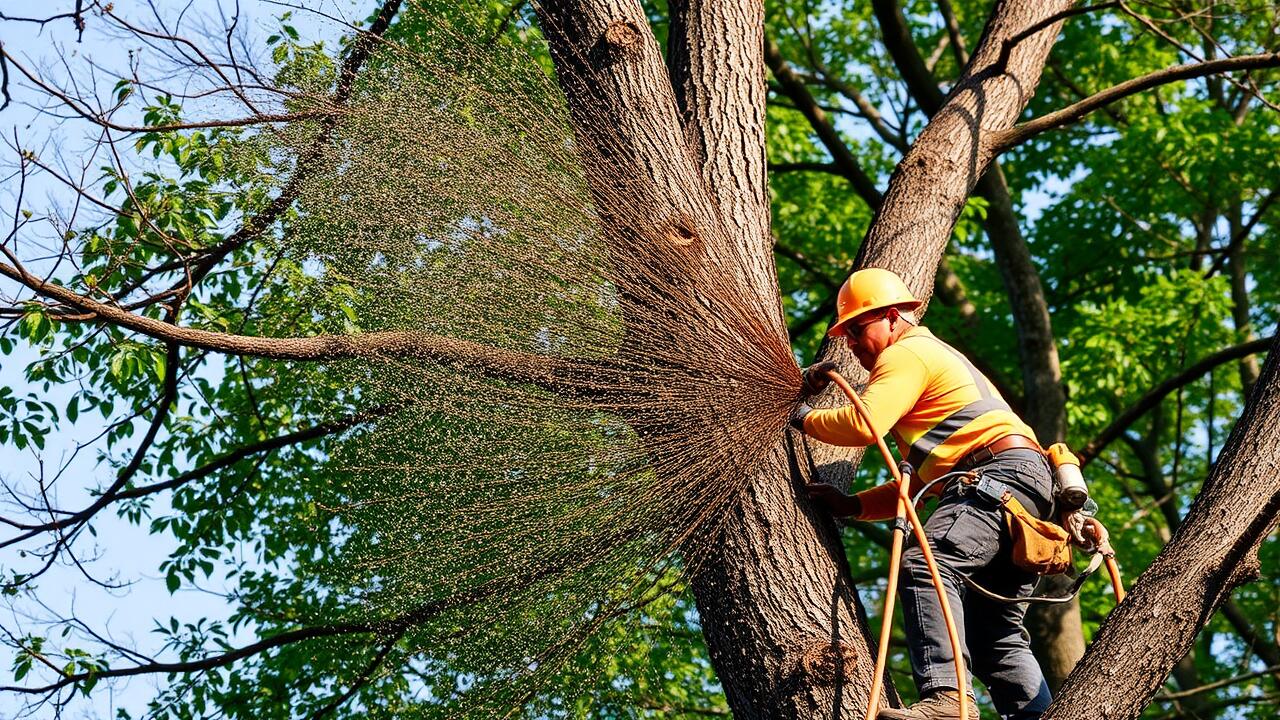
815, 368, 1126, 720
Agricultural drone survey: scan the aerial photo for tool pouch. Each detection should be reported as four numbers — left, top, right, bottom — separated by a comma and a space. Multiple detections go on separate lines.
1001, 493, 1072, 575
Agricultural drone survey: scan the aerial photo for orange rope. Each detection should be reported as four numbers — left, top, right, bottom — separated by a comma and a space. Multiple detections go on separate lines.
826, 371, 969, 720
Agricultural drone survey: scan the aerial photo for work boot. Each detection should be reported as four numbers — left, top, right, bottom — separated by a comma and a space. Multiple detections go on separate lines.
877, 690, 980, 720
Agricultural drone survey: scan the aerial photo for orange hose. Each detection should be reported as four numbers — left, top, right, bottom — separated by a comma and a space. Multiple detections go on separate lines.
861, 455, 911, 720
1104, 555, 1126, 603
827, 371, 969, 720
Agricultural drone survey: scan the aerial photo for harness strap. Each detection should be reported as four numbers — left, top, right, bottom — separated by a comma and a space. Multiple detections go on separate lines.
958, 553, 1106, 605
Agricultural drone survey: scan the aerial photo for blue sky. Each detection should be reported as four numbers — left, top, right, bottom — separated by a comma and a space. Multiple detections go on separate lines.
0, 3, 360, 717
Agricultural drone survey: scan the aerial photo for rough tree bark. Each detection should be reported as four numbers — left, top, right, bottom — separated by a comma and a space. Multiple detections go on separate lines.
537, 2, 875, 716
1046, 349, 1280, 720
538, 1, 1075, 715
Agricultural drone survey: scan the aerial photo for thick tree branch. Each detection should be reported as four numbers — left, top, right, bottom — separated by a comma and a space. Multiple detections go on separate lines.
1049, 344, 1280, 720
997, 53, 1280, 151
0, 257, 563, 381
1079, 336, 1274, 465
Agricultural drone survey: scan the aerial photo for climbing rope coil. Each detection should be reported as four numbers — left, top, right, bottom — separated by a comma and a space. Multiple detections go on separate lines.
817, 369, 1125, 720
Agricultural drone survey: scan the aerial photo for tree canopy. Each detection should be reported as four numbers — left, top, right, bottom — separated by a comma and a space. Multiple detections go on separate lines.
0, 1, 1276, 718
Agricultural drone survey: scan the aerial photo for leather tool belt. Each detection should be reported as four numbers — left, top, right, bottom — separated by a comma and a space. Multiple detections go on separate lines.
954, 434, 1042, 471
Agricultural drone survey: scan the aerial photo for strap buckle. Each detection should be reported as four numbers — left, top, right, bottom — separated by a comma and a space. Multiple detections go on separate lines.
961, 445, 996, 469
959, 471, 1010, 506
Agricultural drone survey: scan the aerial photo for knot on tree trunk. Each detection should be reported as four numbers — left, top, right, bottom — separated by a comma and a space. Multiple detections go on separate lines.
665, 215, 700, 248
599, 19, 640, 53
796, 640, 858, 686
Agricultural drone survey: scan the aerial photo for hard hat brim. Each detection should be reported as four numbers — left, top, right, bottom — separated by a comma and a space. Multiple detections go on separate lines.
826, 299, 921, 337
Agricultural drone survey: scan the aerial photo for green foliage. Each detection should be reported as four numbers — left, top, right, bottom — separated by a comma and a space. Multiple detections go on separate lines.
3, 2, 1277, 719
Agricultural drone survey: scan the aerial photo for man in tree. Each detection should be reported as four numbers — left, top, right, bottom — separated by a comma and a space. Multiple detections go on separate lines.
793, 268, 1057, 720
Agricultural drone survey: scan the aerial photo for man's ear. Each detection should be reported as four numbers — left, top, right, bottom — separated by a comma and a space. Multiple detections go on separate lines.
886, 307, 900, 327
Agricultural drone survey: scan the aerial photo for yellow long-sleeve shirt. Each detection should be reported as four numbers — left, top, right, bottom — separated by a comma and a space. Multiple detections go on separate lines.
803, 326, 1037, 520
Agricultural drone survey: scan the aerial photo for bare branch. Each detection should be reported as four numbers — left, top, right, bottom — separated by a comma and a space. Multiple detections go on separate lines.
1157, 663, 1280, 701
998, 52, 1280, 151
100, 6, 263, 115
116, 406, 393, 502
160, 0, 405, 298
308, 631, 404, 719
0, 47, 335, 133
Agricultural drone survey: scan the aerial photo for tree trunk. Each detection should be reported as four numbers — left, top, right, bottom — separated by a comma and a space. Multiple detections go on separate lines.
1227, 204, 1261, 398
537, 3, 876, 716
670, 2, 884, 715
1046, 349, 1280, 720
537, 1, 1075, 715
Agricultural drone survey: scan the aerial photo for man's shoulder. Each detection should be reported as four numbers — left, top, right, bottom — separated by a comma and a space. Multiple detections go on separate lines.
876, 334, 932, 371
890, 326, 939, 355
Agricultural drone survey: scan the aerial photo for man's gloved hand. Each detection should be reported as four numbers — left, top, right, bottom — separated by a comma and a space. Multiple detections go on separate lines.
801, 361, 839, 397
1063, 512, 1111, 553
1081, 516, 1113, 555
804, 483, 862, 518
1061, 509, 1088, 546
790, 403, 812, 432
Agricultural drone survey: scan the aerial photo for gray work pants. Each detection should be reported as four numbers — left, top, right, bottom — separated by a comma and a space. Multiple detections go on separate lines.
898, 448, 1055, 720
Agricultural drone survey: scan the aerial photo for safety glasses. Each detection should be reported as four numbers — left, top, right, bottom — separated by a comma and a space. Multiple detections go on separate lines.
844, 313, 888, 340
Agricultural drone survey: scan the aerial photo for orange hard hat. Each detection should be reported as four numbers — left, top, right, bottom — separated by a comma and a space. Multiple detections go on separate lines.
828, 268, 921, 336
